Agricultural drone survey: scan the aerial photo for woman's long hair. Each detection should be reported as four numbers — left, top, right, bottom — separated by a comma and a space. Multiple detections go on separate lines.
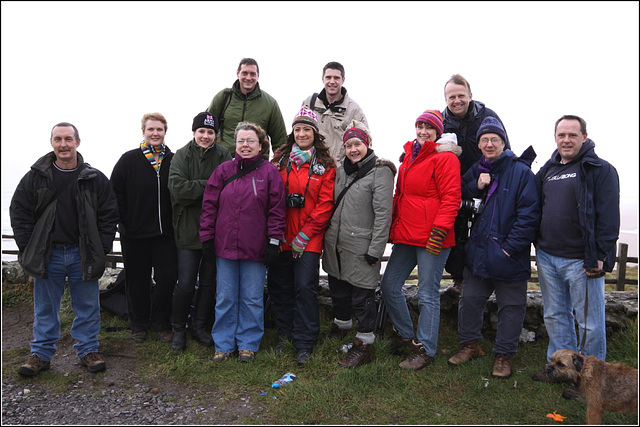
272, 130, 336, 170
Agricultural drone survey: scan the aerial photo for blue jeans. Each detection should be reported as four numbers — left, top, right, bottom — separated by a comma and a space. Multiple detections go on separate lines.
212, 257, 266, 353
380, 243, 450, 357
536, 248, 606, 361
31, 245, 101, 361
458, 267, 527, 356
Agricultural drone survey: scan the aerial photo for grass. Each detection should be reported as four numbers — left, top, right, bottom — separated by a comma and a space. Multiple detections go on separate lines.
3, 280, 638, 425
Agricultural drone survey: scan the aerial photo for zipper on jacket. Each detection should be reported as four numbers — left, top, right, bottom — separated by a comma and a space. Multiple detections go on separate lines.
156, 169, 163, 234
252, 176, 257, 196
242, 100, 247, 121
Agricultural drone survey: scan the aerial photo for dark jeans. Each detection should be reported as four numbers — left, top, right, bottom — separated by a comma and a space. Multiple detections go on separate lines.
445, 211, 472, 281
266, 250, 320, 352
457, 267, 527, 356
328, 275, 376, 333
172, 248, 217, 330
121, 236, 178, 333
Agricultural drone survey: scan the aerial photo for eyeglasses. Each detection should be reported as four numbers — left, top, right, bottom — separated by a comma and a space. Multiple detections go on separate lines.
236, 138, 258, 145
479, 137, 502, 146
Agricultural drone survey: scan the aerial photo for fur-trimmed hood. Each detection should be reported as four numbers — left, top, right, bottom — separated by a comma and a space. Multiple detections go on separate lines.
375, 157, 397, 176
435, 141, 462, 157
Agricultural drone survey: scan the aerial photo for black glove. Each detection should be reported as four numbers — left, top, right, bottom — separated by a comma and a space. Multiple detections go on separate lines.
201, 240, 216, 260
364, 254, 379, 265
264, 243, 280, 267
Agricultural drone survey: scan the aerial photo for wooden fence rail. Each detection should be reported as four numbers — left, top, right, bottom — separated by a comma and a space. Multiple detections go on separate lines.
2, 235, 637, 291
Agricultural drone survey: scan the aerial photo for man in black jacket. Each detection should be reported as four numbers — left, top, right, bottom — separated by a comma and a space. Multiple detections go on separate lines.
442, 74, 510, 295
10, 122, 119, 376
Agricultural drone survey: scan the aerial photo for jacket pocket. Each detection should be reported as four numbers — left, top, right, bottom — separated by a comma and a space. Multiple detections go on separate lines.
486, 236, 526, 280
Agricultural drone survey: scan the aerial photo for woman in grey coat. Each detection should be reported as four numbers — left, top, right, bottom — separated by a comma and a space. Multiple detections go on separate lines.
322, 121, 396, 367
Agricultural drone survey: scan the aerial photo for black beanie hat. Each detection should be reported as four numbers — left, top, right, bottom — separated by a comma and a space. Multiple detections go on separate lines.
192, 112, 218, 132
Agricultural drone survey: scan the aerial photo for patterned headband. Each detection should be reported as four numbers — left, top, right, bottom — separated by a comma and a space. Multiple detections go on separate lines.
343, 128, 370, 147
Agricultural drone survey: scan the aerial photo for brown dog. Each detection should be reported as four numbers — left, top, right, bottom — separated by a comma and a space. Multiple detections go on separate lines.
543, 349, 638, 424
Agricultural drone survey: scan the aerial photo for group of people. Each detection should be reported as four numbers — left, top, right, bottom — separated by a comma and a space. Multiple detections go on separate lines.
10, 58, 620, 397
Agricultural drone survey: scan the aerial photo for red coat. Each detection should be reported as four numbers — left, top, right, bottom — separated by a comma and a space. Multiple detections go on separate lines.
277, 161, 336, 253
389, 140, 461, 248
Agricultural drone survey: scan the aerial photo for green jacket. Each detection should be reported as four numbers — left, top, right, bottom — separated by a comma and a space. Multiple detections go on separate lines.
9, 152, 119, 280
168, 139, 232, 249
206, 80, 287, 153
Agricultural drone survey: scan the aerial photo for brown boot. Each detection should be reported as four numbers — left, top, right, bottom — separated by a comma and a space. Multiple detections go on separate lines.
491, 354, 512, 379
446, 279, 463, 296
398, 341, 433, 370
338, 338, 372, 368
447, 342, 485, 366
389, 326, 414, 356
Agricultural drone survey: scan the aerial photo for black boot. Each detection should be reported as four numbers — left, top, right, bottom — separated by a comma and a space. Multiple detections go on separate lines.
171, 327, 186, 351
191, 283, 215, 347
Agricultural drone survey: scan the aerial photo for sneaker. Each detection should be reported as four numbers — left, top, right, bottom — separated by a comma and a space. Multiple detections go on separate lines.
297, 350, 313, 366
18, 354, 50, 377
131, 330, 147, 343
447, 342, 485, 366
213, 352, 231, 363
491, 354, 512, 379
238, 350, 255, 363
80, 352, 106, 373
398, 341, 433, 370
328, 322, 350, 340
157, 330, 173, 343
338, 338, 372, 368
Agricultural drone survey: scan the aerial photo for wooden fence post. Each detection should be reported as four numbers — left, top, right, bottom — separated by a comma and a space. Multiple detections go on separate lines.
616, 243, 628, 291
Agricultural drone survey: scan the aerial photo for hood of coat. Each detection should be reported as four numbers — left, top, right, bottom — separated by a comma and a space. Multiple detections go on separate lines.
231, 79, 262, 100
375, 157, 397, 176
548, 138, 596, 165
435, 141, 462, 157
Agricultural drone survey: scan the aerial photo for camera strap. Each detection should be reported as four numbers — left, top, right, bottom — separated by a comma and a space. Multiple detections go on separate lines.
285, 157, 314, 199
222, 159, 264, 190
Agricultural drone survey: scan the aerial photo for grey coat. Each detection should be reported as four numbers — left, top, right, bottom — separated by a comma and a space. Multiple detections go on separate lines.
322, 152, 396, 289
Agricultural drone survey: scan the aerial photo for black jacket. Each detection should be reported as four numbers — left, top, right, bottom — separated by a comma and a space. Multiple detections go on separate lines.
536, 139, 620, 272
443, 100, 510, 175
110, 146, 175, 239
10, 152, 118, 280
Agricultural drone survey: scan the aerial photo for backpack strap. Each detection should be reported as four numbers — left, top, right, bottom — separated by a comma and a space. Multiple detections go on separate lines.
222, 159, 264, 190
308, 92, 319, 112
217, 89, 233, 142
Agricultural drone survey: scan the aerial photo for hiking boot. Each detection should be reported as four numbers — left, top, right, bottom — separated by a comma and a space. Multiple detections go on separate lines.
562, 384, 585, 402
171, 329, 186, 351
338, 338, 372, 368
491, 354, 512, 379
158, 330, 173, 343
191, 326, 214, 347
297, 350, 313, 366
448, 342, 485, 366
80, 352, 106, 373
18, 354, 50, 377
213, 352, 231, 363
389, 326, 414, 356
398, 341, 433, 370
328, 322, 350, 340
131, 330, 147, 343
238, 350, 255, 363
446, 279, 463, 296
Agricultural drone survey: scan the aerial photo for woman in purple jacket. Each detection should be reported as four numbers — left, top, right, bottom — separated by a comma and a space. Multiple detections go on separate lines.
200, 122, 286, 363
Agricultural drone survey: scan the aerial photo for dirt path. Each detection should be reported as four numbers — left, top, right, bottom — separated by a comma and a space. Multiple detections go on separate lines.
2, 302, 268, 424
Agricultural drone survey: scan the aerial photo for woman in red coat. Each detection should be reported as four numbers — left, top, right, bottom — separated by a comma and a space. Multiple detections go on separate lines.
381, 110, 461, 370
267, 107, 336, 366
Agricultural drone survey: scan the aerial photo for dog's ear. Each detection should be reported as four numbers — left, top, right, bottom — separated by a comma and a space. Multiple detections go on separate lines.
572, 353, 584, 371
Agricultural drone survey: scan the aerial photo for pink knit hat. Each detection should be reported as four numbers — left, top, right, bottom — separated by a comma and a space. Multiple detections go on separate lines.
415, 110, 444, 138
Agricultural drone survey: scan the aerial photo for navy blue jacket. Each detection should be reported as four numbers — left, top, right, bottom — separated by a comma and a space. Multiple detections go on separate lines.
536, 139, 619, 272
463, 148, 540, 281
443, 100, 510, 176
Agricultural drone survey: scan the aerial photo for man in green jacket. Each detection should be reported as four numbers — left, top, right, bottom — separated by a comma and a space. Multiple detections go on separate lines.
10, 122, 119, 376
206, 58, 287, 154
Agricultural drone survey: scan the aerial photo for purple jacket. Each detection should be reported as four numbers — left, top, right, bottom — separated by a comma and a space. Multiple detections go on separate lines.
200, 153, 285, 262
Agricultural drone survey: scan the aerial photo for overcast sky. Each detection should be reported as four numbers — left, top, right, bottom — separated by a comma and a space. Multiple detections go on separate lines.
2, 1, 638, 241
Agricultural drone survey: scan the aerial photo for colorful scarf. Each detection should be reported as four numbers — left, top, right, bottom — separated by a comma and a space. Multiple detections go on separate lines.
478, 157, 498, 201
410, 140, 423, 161
289, 144, 315, 167
140, 140, 166, 172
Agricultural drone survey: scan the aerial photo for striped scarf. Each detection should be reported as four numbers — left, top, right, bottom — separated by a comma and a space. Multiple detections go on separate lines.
140, 140, 166, 172
289, 144, 315, 167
